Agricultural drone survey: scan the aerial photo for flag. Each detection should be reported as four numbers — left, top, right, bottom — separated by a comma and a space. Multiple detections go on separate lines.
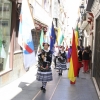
68, 29, 78, 82
18, 0, 36, 70
59, 34, 64, 45
50, 22, 56, 52
75, 25, 79, 47
40, 30, 44, 49
57, 28, 64, 45
57, 28, 61, 45
0, 44, 6, 58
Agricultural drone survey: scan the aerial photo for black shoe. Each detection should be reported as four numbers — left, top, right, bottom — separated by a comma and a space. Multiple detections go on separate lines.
60, 73, 62, 76
58, 73, 60, 76
43, 88, 46, 93
41, 86, 43, 90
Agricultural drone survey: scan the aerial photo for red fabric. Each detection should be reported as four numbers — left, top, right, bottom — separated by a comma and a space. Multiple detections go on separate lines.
23, 42, 33, 53
83, 60, 89, 72
89, 12, 94, 18
71, 30, 78, 76
67, 58, 70, 62
70, 81, 76, 84
78, 62, 82, 68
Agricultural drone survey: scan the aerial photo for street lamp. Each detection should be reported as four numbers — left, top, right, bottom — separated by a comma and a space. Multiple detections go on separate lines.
80, 4, 84, 15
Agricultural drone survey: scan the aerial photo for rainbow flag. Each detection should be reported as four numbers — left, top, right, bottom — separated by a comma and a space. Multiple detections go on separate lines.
68, 29, 78, 82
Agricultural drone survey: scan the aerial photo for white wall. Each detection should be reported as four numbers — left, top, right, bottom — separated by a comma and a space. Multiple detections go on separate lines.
29, 0, 52, 26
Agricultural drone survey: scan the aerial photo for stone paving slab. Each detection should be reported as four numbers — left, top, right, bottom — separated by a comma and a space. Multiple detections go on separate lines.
51, 69, 99, 100
0, 64, 99, 100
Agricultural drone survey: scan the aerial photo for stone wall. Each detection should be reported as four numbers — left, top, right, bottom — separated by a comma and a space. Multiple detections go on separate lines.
0, 53, 26, 87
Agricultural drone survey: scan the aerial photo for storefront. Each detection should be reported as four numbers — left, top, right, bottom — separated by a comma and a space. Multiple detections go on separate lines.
0, 0, 27, 87
0, 0, 53, 87
0, 0, 12, 72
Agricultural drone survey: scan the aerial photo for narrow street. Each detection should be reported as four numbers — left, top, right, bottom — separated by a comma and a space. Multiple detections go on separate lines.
0, 64, 98, 100
0, 0, 100, 100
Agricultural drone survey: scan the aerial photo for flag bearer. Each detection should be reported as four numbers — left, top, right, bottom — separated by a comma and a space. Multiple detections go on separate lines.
36, 42, 52, 93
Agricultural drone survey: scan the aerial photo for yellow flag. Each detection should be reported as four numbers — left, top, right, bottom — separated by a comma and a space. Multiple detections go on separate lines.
68, 57, 76, 82
75, 30, 79, 47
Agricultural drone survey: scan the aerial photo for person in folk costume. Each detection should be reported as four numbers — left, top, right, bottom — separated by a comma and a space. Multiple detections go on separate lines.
36, 42, 52, 93
56, 45, 67, 76
77, 46, 82, 77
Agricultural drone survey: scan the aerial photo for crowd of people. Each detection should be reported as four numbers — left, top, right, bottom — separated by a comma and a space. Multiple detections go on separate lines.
36, 41, 92, 93
77, 45, 92, 74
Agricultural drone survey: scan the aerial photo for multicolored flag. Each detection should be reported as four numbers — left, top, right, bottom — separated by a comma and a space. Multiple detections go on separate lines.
18, 0, 36, 70
68, 29, 78, 82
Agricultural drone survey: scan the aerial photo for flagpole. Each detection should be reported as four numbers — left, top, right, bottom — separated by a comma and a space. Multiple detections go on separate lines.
27, 0, 36, 29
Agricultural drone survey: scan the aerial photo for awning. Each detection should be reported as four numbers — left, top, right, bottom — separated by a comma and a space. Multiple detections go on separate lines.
80, 21, 88, 30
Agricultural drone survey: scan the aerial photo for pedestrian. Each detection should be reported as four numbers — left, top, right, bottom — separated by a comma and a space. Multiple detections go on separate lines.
88, 45, 92, 70
80, 46, 84, 53
36, 42, 52, 93
67, 46, 72, 62
56, 46, 67, 76
77, 46, 82, 77
82, 47, 90, 73
53, 44, 59, 69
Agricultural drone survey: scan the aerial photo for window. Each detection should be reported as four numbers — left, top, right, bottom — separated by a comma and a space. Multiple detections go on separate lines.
0, 0, 12, 72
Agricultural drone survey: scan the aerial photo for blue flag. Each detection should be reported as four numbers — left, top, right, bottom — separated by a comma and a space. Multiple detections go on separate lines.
50, 22, 56, 53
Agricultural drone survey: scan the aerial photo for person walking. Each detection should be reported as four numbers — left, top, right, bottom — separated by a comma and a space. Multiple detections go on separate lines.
56, 46, 67, 76
67, 46, 72, 62
53, 45, 59, 69
77, 46, 82, 77
82, 47, 90, 73
88, 45, 92, 71
36, 42, 52, 93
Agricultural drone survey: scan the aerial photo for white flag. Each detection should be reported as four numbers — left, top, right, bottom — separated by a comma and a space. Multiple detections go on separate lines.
0, 44, 6, 58
18, 0, 36, 70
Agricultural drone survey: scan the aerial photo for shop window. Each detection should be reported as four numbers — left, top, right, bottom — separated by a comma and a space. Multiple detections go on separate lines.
0, 0, 12, 72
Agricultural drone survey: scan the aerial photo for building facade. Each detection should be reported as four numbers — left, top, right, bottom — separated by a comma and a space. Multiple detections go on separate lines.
90, 0, 100, 98
0, 0, 26, 87
52, 0, 68, 46
79, 0, 100, 98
